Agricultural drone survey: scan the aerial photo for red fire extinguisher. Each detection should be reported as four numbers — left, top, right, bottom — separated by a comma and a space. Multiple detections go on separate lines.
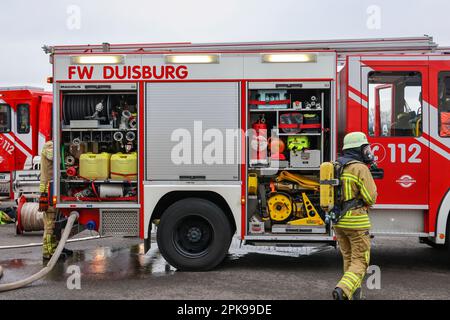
250, 115, 268, 166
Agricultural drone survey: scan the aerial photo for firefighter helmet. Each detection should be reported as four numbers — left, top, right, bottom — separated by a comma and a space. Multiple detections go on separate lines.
287, 135, 310, 151
342, 132, 369, 150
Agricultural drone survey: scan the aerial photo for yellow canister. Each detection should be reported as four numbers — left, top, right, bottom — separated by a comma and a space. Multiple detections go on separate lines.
79, 152, 111, 180
110, 152, 137, 181
248, 173, 258, 195
320, 162, 335, 211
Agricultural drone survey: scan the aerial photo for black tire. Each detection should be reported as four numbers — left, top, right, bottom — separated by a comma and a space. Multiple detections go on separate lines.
144, 237, 151, 253
157, 198, 232, 271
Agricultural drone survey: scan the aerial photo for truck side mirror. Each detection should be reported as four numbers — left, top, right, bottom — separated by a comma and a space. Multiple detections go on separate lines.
370, 167, 384, 179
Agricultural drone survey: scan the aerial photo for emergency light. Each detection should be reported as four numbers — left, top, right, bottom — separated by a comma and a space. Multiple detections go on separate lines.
262, 53, 317, 63
165, 54, 219, 64
71, 55, 124, 65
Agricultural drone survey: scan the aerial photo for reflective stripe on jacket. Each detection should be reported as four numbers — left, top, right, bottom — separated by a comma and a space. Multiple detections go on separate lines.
335, 161, 377, 230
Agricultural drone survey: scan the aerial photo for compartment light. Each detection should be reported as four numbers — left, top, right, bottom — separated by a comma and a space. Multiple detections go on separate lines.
71, 55, 124, 65
262, 53, 317, 63
165, 54, 219, 64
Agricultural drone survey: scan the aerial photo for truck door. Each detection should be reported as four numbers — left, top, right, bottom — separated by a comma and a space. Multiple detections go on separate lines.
0, 101, 13, 198
348, 56, 429, 206
0, 101, 13, 171
12, 100, 33, 171
427, 57, 450, 240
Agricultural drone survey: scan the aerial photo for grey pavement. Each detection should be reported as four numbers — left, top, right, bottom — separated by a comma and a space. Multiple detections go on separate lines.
0, 224, 449, 300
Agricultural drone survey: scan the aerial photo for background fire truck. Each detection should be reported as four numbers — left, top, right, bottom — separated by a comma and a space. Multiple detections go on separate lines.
0, 87, 52, 204
41, 36, 449, 271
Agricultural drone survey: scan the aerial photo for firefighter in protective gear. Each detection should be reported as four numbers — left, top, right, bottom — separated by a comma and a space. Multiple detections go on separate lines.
39, 141, 73, 260
332, 132, 378, 300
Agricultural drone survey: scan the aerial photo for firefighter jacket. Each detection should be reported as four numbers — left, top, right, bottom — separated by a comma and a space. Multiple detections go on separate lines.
39, 141, 53, 194
335, 161, 378, 230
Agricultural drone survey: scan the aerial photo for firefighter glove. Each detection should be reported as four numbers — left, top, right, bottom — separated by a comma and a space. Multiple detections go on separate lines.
39, 193, 49, 212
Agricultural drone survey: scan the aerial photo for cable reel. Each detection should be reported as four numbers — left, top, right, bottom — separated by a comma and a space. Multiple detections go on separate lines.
267, 192, 293, 222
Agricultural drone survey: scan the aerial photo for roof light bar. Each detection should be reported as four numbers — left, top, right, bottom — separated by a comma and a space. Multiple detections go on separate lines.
165, 54, 220, 64
71, 55, 124, 65
262, 53, 317, 63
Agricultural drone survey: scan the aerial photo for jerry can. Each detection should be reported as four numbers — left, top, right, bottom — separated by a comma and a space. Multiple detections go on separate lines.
79, 152, 111, 180
110, 152, 137, 181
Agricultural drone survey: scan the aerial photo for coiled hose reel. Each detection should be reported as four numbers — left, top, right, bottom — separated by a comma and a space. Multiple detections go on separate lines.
16, 200, 44, 234
63, 95, 110, 125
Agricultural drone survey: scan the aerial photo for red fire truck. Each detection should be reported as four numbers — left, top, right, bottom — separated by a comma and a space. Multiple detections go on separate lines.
0, 87, 52, 203
43, 36, 450, 270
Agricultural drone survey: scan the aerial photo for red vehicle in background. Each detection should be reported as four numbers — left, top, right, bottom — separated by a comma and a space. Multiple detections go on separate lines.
0, 87, 52, 203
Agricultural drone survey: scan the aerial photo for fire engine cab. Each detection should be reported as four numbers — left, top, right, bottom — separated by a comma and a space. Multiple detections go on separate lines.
44, 36, 450, 270
0, 87, 52, 204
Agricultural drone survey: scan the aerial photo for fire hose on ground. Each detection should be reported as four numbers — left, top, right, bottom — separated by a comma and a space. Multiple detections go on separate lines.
0, 211, 79, 292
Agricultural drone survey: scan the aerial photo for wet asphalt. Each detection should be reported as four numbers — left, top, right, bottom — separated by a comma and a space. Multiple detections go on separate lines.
0, 224, 449, 300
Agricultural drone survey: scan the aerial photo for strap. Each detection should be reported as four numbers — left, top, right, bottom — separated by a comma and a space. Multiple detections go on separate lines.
110, 172, 137, 180
91, 181, 101, 201
336, 156, 361, 167
258, 184, 269, 219
342, 199, 365, 212
278, 123, 321, 129
334, 199, 366, 223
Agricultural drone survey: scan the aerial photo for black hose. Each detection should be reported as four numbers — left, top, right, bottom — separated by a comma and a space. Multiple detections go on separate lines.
63, 95, 111, 125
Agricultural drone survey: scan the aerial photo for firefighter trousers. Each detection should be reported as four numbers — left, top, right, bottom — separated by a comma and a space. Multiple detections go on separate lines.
42, 206, 58, 258
334, 227, 371, 299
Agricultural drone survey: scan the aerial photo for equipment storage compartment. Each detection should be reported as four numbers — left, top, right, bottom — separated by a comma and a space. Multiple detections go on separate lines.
246, 82, 333, 237
145, 82, 240, 181
59, 86, 138, 204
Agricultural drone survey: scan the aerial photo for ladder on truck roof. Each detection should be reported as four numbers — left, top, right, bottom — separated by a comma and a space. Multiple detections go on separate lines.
44, 36, 439, 57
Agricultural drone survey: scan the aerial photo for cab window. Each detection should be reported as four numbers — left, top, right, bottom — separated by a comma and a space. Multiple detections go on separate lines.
368, 71, 422, 137
17, 104, 30, 134
0, 104, 11, 133
438, 72, 450, 137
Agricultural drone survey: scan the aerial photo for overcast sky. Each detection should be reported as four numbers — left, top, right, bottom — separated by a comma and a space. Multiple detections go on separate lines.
1, 0, 449, 90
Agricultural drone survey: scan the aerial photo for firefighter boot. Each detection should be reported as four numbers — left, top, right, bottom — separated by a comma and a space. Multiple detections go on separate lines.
332, 287, 348, 300
42, 234, 68, 265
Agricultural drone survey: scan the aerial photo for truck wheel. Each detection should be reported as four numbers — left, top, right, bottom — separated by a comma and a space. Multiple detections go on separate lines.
157, 198, 232, 271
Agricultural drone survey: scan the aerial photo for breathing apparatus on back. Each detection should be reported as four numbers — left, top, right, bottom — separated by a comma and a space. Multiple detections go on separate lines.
319, 132, 376, 225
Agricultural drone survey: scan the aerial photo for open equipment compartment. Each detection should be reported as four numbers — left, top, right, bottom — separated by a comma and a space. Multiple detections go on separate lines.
246, 82, 333, 237
58, 84, 139, 205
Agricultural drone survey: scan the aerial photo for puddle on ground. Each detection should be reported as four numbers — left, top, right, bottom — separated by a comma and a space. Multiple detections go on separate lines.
0, 237, 330, 284
0, 243, 176, 283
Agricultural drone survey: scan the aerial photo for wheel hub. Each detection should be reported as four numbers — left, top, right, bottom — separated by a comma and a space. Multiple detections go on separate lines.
187, 227, 202, 242
173, 215, 213, 258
